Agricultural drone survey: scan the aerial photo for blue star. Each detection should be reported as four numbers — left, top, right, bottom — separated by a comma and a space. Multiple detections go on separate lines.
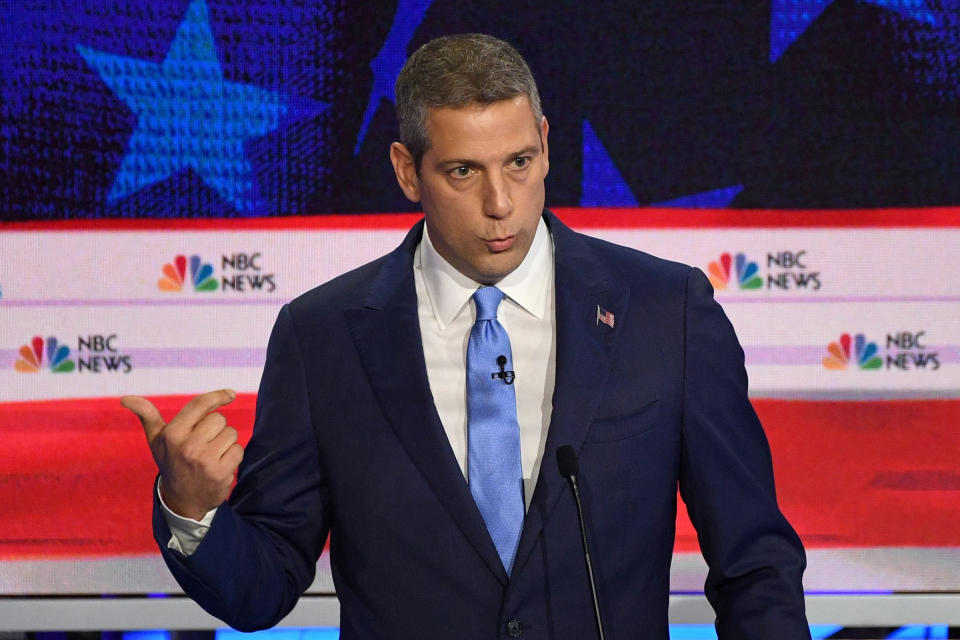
653, 185, 743, 208
770, 0, 937, 62
354, 0, 435, 154
76, 0, 312, 213
580, 119, 638, 207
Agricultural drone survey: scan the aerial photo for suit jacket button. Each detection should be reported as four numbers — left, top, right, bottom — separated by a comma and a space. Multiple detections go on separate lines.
505, 619, 522, 637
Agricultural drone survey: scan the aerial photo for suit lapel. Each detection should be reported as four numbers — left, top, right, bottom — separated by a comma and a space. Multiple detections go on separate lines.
344, 222, 509, 584
343, 213, 629, 583
511, 212, 630, 577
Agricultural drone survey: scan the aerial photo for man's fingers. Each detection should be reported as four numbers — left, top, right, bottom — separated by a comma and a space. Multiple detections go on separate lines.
210, 425, 240, 458
193, 412, 228, 442
221, 443, 244, 471
120, 395, 166, 443
167, 389, 237, 436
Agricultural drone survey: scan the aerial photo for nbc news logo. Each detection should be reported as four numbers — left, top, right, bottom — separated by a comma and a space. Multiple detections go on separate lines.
15, 336, 75, 373
159, 253, 275, 293
823, 332, 939, 371
707, 251, 821, 291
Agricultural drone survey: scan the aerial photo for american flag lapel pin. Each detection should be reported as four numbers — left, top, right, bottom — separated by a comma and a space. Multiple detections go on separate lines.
596, 304, 615, 328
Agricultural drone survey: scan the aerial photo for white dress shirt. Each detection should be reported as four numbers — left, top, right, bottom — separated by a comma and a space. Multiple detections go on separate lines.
416, 218, 556, 508
163, 218, 557, 553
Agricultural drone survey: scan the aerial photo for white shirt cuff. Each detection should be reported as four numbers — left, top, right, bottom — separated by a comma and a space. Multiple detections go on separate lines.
157, 478, 217, 556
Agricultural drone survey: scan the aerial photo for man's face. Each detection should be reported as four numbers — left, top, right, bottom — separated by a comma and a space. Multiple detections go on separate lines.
390, 96, 549, 284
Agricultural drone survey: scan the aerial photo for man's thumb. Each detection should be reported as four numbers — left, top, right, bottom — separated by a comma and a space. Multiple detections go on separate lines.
121, 395, 166, 442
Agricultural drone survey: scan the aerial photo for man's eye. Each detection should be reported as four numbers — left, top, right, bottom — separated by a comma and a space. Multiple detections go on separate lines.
512, 157, 529, 169
450, 166, 473, 179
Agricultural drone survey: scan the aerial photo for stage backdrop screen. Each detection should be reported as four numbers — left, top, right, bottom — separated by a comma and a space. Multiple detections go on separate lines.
2, 0, 959, 597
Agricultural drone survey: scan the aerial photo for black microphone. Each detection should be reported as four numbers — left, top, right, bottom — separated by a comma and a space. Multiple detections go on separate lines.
491, 354, 515, 384
556, 445, 605, 640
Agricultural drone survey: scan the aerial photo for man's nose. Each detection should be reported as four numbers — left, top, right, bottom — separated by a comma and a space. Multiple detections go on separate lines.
483, 172, 512, 218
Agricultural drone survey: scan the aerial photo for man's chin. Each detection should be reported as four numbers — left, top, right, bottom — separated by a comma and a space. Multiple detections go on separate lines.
471, 258, 522, 285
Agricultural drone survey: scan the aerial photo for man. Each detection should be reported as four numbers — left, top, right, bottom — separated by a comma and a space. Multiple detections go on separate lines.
123, 34, 810, 639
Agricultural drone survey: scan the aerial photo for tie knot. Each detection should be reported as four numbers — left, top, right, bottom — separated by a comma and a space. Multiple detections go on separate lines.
472, 286, 505, 321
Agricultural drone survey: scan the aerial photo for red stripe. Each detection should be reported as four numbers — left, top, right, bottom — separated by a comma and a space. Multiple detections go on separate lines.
675, 398, 960, 552
0, 214, 424, 232
0, 395, 255, 559
2, 396, 958, 557
2, 206, 959, 232
554, 206, 960, 228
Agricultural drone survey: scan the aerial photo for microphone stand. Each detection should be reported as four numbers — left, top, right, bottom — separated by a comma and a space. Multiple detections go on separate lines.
557, 445, 605, 640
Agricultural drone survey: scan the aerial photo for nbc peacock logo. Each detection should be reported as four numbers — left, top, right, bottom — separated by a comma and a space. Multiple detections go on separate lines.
707, 252, 763, 290
14, 336, 76, 373
159, 255, 218, 292
823, 333, 882, 370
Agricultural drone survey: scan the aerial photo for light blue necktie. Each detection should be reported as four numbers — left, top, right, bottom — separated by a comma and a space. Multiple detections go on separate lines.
467, 286, 524, 574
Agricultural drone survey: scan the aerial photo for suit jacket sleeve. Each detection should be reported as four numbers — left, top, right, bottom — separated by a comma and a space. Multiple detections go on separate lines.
678, 268, 810, 638
153, 304, 330, 631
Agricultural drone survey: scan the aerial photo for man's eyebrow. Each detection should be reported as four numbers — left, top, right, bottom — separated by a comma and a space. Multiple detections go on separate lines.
510, 144, 542, 158
435, 158, 480, 169
434, 146, 542, 169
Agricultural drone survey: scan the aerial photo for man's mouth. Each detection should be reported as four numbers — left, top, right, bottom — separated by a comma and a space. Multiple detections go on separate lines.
484, 235, 515, 252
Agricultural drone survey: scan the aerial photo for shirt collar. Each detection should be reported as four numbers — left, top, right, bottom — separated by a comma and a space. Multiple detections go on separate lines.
418, 216, 553, 331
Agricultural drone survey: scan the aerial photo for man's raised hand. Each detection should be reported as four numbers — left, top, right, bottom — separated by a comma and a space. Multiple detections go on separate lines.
121, 389, 243, 521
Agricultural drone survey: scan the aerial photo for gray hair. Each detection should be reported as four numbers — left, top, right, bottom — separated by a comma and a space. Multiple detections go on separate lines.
395, 33, 543, 170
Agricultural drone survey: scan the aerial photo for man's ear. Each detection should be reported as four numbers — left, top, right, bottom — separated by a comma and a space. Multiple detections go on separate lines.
540, 115, 550, 176
390, 142, 421, 203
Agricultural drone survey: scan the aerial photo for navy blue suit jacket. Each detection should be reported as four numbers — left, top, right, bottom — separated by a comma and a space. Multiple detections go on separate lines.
154, 211, 809, 639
